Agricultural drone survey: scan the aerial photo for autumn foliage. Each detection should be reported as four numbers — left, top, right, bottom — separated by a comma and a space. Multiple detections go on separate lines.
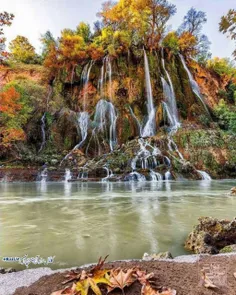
0, 87, 26, 147
51, 257, 176, 295
0, 86, 21, 115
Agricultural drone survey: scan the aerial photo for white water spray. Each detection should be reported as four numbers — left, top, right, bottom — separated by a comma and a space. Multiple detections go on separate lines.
142, 49, 156, 137
179, 54, 210, 115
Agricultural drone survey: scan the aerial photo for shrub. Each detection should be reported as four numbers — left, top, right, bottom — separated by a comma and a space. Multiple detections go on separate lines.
214, 99, 236, 133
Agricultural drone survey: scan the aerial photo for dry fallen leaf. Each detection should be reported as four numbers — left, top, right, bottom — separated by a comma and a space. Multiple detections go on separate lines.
75, 269, 111, 295
142, 283, 176, 295
51, 283, 77, 295
159, 288, 177, 295
63, 270, 81, 285
134, 269, 154, 285
107, 268, 137, 293
201, 270, 217, 289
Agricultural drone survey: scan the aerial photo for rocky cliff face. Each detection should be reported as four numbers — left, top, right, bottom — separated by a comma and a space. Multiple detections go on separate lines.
0, 50, 235, 181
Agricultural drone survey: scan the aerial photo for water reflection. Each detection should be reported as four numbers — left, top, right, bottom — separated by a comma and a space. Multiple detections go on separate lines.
0, 180, 235, 269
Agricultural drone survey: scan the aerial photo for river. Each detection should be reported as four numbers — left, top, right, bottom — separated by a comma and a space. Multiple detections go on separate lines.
0, 180, 235, 269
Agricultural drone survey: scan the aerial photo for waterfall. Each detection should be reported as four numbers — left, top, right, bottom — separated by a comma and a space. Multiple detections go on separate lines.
76, 62, 93, 148
81, 61, 94, 110
167, 137, 184, 160
179, 54, 210, 115
161, 56, 180, 130
39, 113, 46, 153
161, 78, 180, 131
99, 59, 105, 97
197, 170, 212, 181
105, 56, 112, 100
64, 169, 72, 182
74, 112, 90, 150
165, 170, 172, 181
131, 139, 161, 171
38, 85, 53, 153
128, 106, 142, 137
102, 167, 114, 182
150, 170, 162, 182
40, 168, 48, 183
142, 49, 156, 137
91, 99, 117, 152
126, 171, 146, 182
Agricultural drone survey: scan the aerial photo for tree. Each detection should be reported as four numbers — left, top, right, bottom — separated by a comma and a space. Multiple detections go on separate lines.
207, 57, 236, 78
162, 31, 179, 53
40, 31, 56, 60
76, 22, 91, 43
0, 87, 25, 148
98, 0, 176, 50
9, 35, 37, 63
179, 7, 207, 36
178, 8, 211, 61
219, 9, 236, 59
196, 34, 211, 64
0, 11, 14, 62
178, 31, 197, 56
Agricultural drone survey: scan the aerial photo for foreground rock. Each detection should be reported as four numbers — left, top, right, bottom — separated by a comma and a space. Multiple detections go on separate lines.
185, 217, 236, 254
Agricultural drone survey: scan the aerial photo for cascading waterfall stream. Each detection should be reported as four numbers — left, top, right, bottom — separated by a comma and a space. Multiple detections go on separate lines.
197, 170, 212, 181
102, 167, 114, 182
39, 113, 46, 153
40, 168, 48, 183
39, 85, 53, 153
86, 57, 118, 154
142, 49, 156, 137
179, 54, 210, 116
64, 169, 72, 182
161, 54, 180, 131
127, 139, 163, 182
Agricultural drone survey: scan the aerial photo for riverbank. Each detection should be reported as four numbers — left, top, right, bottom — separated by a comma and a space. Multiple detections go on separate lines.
0, 254, 235, 295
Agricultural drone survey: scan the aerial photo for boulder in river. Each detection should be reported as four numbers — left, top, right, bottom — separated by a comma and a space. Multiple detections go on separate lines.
185, 217, 236, 254
142, 252, 173, 260
230, 187, 236, 196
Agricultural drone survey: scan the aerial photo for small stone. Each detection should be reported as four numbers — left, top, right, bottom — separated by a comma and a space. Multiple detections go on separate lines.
5, 268, 16, 273
142, 252, 173, 261
0, 268, 5, 274
230, 187, 236, 196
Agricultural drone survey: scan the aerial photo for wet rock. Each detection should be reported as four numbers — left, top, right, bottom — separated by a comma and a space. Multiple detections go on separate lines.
230, 187, 236, 196
0, 268, 17, 274
220, 244, 236, 253
185, 217, 236, 254
142, 252, 173, 261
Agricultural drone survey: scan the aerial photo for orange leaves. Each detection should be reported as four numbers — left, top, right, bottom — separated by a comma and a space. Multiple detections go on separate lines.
142, 283, 176, 295
178, 32, 197, 56
107, 268, 137, 293
0, 128, 26, 146
51, 283, 78, 295
75, 269, 111, 295
51, 257, 177, 295
0, 87, 21, 116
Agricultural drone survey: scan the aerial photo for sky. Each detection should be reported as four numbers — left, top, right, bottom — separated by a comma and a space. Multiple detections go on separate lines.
1, 0, 235, 58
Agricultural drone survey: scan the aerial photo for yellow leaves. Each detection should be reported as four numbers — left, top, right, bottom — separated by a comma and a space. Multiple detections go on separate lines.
75, 270, 111, 295
178, 32, 197, 55
51, 257, 177, 295
107, 268, 137, 292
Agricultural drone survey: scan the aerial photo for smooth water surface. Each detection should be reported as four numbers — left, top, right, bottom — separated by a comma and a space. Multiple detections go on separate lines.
0, 180, 235, 269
